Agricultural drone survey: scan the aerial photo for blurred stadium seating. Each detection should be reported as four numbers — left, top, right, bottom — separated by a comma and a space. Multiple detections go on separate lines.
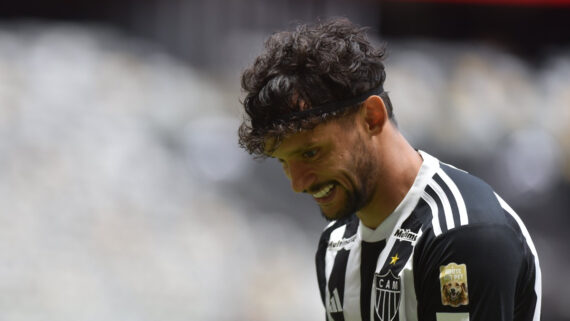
0, 1, 568, 320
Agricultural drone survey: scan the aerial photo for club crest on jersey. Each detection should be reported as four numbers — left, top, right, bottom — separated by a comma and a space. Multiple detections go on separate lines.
439, 263, 469, 307
374, 270, 401, 321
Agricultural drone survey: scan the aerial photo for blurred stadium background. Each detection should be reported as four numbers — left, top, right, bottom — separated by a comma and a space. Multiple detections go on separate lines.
0, 0, 568, 320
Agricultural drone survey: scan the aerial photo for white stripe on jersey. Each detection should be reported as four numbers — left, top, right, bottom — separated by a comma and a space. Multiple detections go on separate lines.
422, 190, 442, 236
428, 180, 455, 231
437, 168, 469, 226
326, 225, 347, 278
324, 220, 337, 230
400, 232, 421, 321
344, 243, 362, 321
495, 193, 542, 321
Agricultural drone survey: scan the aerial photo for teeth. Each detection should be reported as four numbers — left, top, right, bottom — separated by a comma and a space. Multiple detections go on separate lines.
313, 184, 334, 198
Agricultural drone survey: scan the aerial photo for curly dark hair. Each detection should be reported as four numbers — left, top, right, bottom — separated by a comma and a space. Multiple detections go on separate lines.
239, 17, 393, 157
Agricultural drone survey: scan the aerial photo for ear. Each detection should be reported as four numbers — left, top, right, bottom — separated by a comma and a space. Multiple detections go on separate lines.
362, 95, 388, 134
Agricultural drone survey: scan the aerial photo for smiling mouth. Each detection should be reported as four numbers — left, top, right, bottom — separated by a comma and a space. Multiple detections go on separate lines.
312, 183, 336, 200
313, 184, 334, 198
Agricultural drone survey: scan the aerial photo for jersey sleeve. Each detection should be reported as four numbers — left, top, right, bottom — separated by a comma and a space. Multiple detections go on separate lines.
413, 224, 536, 321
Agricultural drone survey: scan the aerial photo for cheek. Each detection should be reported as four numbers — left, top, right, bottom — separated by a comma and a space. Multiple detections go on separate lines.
277, 161, 290, 178
281, 163, 290, 176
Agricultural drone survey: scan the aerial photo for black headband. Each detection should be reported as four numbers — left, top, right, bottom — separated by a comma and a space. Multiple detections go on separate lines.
273, 85, 384, 124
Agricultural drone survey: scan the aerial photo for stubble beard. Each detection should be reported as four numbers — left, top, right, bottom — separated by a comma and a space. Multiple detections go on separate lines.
320, 147, 377, 222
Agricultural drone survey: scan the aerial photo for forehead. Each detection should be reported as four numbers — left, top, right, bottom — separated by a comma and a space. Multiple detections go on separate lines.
267, 121, 339, 158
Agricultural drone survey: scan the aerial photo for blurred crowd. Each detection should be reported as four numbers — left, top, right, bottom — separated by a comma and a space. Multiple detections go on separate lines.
0, 22, 567, 320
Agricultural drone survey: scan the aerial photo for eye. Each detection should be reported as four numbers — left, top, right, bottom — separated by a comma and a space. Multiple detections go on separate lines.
302, 149, 318, 159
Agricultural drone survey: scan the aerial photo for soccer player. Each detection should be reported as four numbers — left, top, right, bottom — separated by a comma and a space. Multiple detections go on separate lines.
238, 18, 541, 321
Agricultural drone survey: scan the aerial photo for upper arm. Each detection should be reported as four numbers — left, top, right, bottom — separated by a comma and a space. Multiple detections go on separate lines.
414, 224, 527, 321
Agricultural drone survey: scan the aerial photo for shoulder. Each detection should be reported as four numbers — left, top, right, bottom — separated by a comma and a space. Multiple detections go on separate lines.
412, 158, 537, 280
418, 160, 517, 239
406, 153, 540, 319
412, 156, 535, 265
417, 223, 526, 270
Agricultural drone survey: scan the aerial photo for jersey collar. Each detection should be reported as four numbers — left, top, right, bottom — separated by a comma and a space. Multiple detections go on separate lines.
359, 150, 440, 242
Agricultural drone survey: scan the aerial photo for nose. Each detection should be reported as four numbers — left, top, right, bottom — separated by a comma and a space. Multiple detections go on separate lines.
286, 160, 317, 193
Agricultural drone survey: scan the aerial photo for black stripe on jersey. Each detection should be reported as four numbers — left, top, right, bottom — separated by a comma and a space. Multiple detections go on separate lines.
425, 185, 447, 234
411, 198, 439, 237
400, 209, 427, 239
360, 240, 386, 321
416, 198, 431, 233
433, 174, 462, 230
378, 210, 424, 275
326, 218, 359, 321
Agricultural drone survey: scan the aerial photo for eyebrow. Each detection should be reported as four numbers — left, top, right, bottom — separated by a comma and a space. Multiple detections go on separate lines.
274, 142, 318, 159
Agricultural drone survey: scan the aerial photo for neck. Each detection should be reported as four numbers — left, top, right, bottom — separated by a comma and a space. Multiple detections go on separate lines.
356, 125, 423, 229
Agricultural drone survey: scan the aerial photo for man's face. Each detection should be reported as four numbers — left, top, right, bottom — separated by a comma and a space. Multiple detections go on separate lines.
269, 119, 378, 221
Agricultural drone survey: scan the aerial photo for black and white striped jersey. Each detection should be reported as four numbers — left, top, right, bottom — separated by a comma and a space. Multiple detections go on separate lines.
315, 151, 541, 321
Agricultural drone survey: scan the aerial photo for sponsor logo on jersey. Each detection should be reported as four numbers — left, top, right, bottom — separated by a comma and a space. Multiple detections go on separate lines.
393, 228, 418, 243
327, 234, 357, 250
374, 270, 401, 321
439, 263, 469, 307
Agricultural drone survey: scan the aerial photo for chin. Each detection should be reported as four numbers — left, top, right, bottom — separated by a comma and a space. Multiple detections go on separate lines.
318, 187, 362, 221
320, 206, 352, 222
